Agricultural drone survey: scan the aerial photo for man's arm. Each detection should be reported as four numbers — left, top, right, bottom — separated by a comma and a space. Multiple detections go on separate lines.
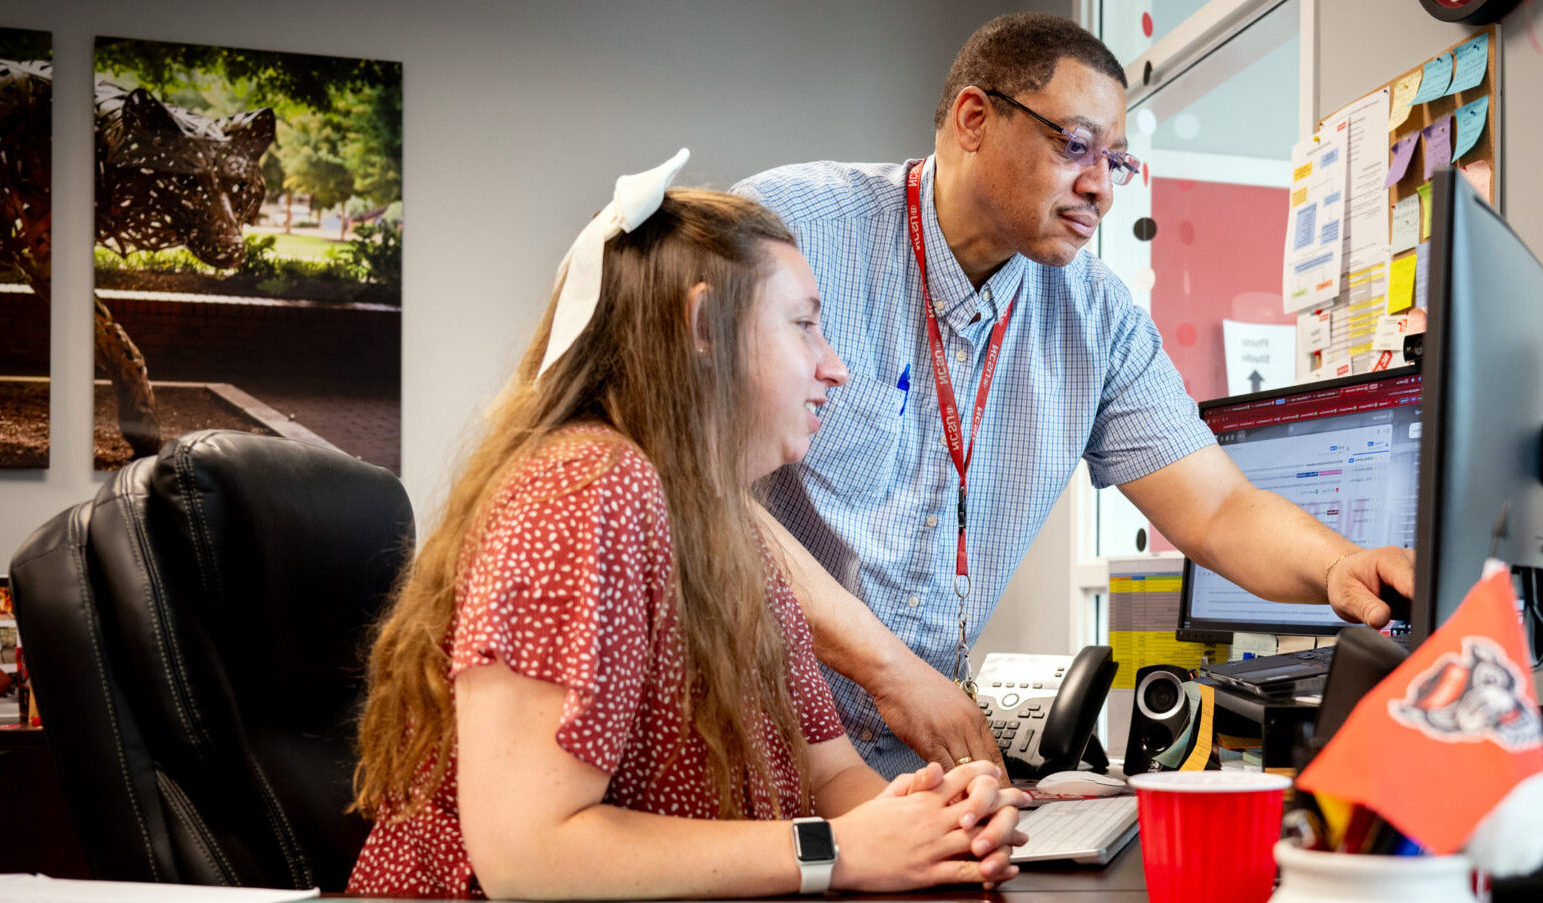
1119, 445, 1415, 627
754, 505, 1007, 774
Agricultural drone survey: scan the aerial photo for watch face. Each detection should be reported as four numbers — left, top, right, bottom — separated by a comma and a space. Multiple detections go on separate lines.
794, 820, 836, 861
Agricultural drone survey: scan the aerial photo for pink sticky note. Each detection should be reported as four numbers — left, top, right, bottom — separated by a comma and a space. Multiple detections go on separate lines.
1385, 135, 1419, 188
1422, 115, 1452, 180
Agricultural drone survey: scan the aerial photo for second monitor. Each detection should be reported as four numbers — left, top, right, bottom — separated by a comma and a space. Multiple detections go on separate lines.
1178, 367, 1423, 639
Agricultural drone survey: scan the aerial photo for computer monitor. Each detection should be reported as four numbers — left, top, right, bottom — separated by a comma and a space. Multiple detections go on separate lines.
1409, 168, 1543, 649
1178, 367, 1423, 639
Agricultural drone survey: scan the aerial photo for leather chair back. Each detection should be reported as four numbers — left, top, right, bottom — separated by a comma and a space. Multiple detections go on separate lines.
9, 431, 413, 889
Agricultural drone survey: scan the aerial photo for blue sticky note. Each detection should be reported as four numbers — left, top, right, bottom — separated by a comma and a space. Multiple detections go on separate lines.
1447, 33, 1488, 96
1422, 115, 1452, 181
1451, 95, 1489, 162
1410, 52, 1453, 105
1384, 134, 1418, 188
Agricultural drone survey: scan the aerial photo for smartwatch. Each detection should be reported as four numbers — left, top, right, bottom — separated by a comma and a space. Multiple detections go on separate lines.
791, 816, 838, 894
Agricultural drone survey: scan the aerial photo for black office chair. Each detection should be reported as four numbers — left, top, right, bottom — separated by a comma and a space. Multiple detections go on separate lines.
8, 430, 414, 890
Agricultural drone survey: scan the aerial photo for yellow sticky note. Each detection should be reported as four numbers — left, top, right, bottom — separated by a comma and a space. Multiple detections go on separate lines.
1387, 254, 1418, 313
1389, 70, 1422, 131
1416, 182, 1434, 240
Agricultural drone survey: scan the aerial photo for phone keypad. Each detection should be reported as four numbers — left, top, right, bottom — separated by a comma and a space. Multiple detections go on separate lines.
978, 694, 1050, 775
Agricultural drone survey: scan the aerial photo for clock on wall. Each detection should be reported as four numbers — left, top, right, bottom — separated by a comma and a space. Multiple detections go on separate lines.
1419, 0, 1522, 24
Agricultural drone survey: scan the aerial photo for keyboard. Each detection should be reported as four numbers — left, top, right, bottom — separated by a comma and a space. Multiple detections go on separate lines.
1201, 646, 1336, 697
1010, 795, 1139, 865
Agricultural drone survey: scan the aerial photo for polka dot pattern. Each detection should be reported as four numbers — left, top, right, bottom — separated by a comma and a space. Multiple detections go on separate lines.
348, 426, 843, 898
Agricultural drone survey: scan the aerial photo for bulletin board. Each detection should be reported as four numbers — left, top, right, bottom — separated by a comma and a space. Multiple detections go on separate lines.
1376, 26, 1499, 321
1382, 25, 1500, 213
1298, 25, 1499, 377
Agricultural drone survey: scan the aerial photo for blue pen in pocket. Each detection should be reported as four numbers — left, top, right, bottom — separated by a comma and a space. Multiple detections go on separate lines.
896, 364, 911, 417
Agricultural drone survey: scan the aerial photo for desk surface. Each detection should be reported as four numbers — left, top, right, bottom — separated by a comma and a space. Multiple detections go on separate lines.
326, 839, 1149, 901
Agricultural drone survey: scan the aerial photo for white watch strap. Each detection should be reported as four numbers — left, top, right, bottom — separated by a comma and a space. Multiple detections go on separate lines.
799, 859, 834, 895
792, 817, 837, 894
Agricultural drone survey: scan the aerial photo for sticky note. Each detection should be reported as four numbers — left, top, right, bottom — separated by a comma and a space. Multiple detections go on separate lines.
1447, 33, 1488, 95
1417, 182, 1434, 240
1460, 159, 1493, 203
1391, 193, 1422, 254
1422, 115, 1451, 181
1387, 255, 1418, 313
1389, 71, 1422, 131
1411, 52, 1453, 105
1385, 134, 1419, 188
1451, 95, 1489, 162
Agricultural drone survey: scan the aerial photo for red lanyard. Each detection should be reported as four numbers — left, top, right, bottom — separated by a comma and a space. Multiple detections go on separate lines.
906, 161, 1014, 595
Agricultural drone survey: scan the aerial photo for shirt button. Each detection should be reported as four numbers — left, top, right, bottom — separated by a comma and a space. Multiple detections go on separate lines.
861, 729, 875, 742
933, 300, 945, 312
907, 595, 920, 607
954, 349, 967, 363
925, 514, 938, 528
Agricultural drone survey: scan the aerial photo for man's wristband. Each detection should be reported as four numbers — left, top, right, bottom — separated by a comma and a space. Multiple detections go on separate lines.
791, 817, 837, 894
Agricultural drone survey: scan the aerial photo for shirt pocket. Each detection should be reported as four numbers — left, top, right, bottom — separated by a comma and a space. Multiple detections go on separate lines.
801, 369, 905, 498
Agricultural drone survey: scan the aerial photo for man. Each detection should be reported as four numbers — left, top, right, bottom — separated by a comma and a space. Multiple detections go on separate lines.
735, 14, 1414, 779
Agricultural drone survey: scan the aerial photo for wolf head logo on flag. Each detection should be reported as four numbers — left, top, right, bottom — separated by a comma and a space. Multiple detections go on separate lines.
1391, 636, 1543, 752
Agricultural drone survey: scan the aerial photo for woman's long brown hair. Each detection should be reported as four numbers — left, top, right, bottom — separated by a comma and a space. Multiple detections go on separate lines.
352, 189, 809, 821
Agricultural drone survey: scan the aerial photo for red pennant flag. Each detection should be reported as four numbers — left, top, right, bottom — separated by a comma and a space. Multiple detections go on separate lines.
1298, 568, 1543, 854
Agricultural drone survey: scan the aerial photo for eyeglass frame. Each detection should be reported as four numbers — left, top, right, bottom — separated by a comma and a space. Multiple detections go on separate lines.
981, 89, 1141, 186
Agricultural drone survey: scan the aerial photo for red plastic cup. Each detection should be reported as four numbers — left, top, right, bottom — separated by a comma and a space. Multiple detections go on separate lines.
1128, 771, 1292, 903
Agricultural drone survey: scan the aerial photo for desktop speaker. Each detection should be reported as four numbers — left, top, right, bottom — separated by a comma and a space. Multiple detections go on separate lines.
1123, 665, 1197, 774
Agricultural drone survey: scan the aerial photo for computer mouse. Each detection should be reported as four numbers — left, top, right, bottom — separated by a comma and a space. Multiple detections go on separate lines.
1033, 770, 1130, 798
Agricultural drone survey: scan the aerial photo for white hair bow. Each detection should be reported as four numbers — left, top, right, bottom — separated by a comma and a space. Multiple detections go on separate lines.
539, 148, 692, 375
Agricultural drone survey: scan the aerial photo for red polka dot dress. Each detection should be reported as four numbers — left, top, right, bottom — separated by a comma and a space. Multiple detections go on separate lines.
348, 426, 845, 898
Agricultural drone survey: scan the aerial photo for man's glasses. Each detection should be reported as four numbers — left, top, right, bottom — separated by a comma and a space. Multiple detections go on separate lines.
983, 89, 1141, 186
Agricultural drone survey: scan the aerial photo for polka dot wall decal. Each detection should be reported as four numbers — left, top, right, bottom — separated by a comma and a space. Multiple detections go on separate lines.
1136, 108, 1157, 135
1179, 221, 1195, 245
1134, 267, 1157, 292
1142, 12, 1153, 37
1173, 113, 1201, 140
1133, 217, 1158, 241
1142, 162, 1150, 187
1177, 322, 1198, 347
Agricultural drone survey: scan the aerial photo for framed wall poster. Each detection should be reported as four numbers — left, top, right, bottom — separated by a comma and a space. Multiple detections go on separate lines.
0, 28, 53, 469
92, 36, 402, 472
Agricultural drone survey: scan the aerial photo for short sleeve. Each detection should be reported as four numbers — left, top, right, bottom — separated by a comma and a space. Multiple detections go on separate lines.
451, 438, 673, 774
1083, 293, 1216, 489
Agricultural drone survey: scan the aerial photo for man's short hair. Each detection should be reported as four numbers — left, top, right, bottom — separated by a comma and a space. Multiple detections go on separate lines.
933, 14, 1127, 131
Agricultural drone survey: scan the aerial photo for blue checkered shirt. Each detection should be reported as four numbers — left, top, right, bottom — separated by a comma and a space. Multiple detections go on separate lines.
734, 157, 1215, 777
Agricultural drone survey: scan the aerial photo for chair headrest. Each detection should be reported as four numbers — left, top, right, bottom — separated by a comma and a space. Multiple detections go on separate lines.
92, 430, 414, 737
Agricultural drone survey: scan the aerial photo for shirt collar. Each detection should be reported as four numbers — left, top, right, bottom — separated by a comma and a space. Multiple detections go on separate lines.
917, 155, 1025, 330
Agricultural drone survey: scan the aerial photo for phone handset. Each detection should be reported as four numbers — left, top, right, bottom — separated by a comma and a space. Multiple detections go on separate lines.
975, 646, 1119, 780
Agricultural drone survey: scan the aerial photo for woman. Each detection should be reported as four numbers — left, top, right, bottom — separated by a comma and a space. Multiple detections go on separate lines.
349, 151, 1025, 899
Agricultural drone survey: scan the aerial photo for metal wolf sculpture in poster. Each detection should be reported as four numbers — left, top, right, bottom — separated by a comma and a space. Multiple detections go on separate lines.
0, 59, 275, 458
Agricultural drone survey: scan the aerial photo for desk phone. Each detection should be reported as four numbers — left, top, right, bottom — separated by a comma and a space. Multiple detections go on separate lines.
975, 646, 1117, 780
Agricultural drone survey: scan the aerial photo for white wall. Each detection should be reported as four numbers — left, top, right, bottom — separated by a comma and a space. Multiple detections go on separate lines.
1, 0, 1072, 562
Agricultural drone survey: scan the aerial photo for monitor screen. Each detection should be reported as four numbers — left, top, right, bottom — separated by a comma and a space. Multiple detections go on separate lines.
1410, 169, 1543, 649
1179, 367, 1423, 637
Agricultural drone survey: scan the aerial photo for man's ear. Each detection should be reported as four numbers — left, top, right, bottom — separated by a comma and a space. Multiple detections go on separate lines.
946, 86, 993, 154
687, 281, 712, 354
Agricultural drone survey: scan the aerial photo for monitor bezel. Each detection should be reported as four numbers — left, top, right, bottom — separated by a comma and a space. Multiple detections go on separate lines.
1408, 168, 1543, 649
